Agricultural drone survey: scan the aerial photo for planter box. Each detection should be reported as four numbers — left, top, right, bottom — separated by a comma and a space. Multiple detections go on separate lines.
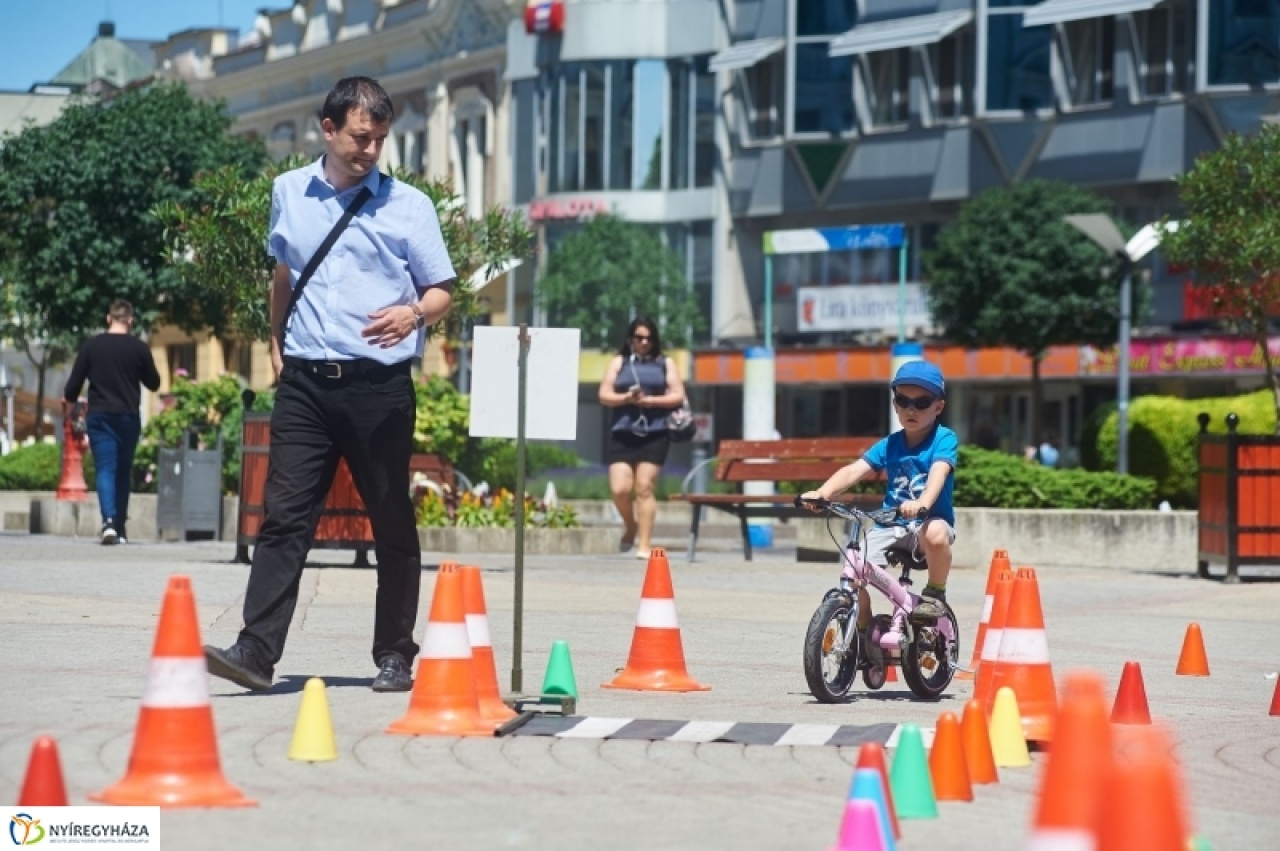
418, 526, 618, 555
796, 508, 1199, 573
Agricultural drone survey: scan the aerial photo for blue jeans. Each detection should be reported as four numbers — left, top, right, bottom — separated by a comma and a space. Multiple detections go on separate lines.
85, 412, 142, 533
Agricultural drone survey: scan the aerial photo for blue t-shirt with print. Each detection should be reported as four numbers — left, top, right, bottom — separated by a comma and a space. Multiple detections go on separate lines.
862, 424, 959, 525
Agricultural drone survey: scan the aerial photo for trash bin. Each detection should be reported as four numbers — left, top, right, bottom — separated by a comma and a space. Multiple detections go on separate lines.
156, 429, 223, 541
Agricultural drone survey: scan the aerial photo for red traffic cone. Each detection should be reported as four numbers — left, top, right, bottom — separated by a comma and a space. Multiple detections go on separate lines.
603, 549, 708, 691
854, 743, 900, 840
459, 565, 517, 726
18, 737, 68, 806
960, 549, 1010, 681
1270, 677, 1280, 717
1111, 661, 1152, 725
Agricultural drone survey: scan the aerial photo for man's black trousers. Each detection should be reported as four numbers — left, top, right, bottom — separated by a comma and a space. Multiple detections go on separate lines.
239, 359, 421, 670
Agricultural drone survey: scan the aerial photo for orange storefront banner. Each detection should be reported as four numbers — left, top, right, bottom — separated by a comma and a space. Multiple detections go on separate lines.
693, 345, 1082, 385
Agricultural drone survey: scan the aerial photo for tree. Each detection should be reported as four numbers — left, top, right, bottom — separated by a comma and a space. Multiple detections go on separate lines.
1159, 125, 1280, 433
536, 214, 702, 351
0, 84, 265, 434
154, 156, 534, 343
925, 180, 1144, 446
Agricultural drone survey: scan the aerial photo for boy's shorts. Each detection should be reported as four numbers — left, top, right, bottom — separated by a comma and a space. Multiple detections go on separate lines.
862, 518, 956, 568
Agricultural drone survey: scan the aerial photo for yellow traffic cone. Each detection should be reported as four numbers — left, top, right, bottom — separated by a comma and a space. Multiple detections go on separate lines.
989, 686, 1030, 768
289, 678, 337, 762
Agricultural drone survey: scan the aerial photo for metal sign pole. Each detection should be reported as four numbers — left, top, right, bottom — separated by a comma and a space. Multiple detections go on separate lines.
511, 323, 530, 693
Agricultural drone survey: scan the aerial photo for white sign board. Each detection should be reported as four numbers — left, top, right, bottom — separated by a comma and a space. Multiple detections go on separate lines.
469, 326, 580, 440
797, 283, 931, 333
692, 413, 714, 444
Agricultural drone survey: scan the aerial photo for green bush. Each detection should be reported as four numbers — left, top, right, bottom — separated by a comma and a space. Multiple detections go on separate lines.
1092, 389, 1275, 507
954, 445, 1155, 509
466, 440, 583, 492
0, 442, 96, 491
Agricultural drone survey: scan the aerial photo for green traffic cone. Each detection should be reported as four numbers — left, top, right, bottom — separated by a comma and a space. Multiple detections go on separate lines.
1189, 837, 1212, 851
542, 640, 578, 698
889, 724, 938, 819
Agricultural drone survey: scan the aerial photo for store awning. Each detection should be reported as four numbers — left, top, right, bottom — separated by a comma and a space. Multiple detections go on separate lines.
829, 10, 973, 57
1023, 0, 1163, 28
708, 37, 785, 73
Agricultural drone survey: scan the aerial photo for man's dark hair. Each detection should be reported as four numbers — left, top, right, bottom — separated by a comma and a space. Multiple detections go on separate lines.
321, 77, 394, 128
108, 299, 134, 322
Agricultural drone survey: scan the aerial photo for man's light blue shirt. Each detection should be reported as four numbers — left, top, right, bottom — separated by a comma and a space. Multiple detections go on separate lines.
268, 157, 456, 365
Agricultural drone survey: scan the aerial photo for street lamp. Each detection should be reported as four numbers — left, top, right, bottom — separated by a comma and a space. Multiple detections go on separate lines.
1064, 215, 1173, 475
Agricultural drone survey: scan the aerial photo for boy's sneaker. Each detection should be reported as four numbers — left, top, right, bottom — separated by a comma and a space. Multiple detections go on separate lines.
910, 589, 949, 622
100, 521, 119, 546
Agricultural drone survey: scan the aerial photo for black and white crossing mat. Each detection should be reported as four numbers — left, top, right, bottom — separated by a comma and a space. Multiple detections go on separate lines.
499, 715, 904, 748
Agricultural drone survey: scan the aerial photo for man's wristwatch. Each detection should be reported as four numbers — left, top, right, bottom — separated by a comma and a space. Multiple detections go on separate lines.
409, 304, 426, 329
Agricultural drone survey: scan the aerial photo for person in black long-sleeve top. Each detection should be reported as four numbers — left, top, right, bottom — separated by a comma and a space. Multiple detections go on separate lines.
63, 299, 161, 544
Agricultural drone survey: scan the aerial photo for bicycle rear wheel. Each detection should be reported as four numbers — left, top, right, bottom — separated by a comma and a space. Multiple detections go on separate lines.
901, 608, 959, 700
802, 592, 859, 703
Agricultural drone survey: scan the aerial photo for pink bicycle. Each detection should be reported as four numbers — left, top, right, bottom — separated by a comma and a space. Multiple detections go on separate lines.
797, 496, 960, 702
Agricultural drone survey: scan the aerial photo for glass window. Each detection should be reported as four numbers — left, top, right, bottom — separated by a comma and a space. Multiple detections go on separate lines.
633, 60, 665, 189
1062, 17, 1115, 105
547, 74, 561, 192
794, 45, 854, 134
583, 65, 605, 190
865, 49, 911, 127
669, 60, 691, 190
1137, 2, 1191, 97
931, 32, 972, 119
513, 82, 536, 204
796, 0, 857, 36
985, 15, 1052, 112
608, 61, 633, 190
741, 55, 784, 139
694, 59, 715, 187
1207, 0, 1280, 86
561, 66, 582, 191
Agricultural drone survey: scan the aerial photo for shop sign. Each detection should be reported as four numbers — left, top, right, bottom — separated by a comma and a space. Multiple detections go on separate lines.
524, 0, 565, 34
1080, 337, 1280, 376
796, 284, 931, 333
528, 197, 608, 223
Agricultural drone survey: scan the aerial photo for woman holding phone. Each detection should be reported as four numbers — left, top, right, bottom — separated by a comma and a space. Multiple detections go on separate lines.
597, 317, 686, 558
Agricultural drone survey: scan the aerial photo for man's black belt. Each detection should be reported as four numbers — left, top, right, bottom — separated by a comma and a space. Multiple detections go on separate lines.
284, 356, 410, 380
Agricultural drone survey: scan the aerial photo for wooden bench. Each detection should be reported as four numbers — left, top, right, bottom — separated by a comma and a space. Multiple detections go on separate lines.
671, 437, 883, 562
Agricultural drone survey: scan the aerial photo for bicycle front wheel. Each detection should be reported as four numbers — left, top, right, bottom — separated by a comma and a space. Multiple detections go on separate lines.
802, 592, 860, 703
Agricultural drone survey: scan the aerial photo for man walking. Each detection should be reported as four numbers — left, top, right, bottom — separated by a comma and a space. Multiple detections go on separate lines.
63, 299, 161, 545
205, 77, 456, 693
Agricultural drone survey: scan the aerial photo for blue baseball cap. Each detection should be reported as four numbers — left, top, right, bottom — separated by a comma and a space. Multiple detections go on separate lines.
891, 360, 945, 397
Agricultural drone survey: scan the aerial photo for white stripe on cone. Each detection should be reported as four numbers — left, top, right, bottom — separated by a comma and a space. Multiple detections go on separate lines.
997, 628, 1052, 665
982, 594, 994, 622
421, 623, 472, 659
142, 657, 210, 708
981, 628, 1004, 661
635, 598, 679, 629
1024, 828, 1094, 851
464, 614, 491, 648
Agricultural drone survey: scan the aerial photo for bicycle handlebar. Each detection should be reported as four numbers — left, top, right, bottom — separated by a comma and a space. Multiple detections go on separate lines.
793, 495, 917, 526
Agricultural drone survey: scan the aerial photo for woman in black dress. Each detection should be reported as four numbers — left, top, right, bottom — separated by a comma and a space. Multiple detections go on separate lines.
598, 317, 687, 558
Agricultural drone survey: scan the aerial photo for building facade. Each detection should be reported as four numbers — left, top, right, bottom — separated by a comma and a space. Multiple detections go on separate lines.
511, 0, 1280, 462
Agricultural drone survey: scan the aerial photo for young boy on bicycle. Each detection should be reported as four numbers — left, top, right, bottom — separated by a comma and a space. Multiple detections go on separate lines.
802, 360, 958, 631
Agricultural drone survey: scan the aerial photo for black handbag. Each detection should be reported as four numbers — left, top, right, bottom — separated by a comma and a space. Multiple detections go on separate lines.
666, 399, 696, 443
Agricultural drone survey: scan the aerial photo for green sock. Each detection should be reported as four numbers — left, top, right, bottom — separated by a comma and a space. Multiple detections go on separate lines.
924, 583, 947, 598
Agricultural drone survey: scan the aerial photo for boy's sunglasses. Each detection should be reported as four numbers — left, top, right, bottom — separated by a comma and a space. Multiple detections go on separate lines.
893, 394, 937, 411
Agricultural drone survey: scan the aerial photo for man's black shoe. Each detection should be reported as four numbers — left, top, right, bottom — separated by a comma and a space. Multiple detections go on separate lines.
204, 644, 273, 692
371, 654, 413, 692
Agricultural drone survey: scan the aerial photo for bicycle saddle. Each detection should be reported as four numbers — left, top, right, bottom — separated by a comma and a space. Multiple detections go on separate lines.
885, 532, 928, 571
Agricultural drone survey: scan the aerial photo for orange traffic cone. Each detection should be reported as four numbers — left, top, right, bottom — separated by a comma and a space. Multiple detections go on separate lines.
928, 712, 973, 802
960, 549, 1011, 681
988, 567, 1057, 743
959, 699, 998, 785
1096, 725, 1191, 851
1027, 672, 1112, 850
603, 549, 709, 692
855, 743, 901, 840
1111, 661, 1152, 725
91, 576, 255, 807
387, 563, 493, 737
459, 565, 517, 726
973, 571, 1015, 707
18, 737, 68, 806
1270, 677, 1280, 717
1175, 623, 1210, 676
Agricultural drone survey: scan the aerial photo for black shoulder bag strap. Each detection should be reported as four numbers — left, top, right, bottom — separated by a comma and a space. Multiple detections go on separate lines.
278, 184, 374, 346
